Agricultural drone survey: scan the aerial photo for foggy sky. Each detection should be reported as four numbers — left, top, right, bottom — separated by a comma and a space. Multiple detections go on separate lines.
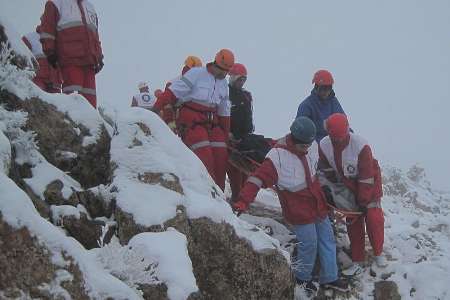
1, 0, 449, 190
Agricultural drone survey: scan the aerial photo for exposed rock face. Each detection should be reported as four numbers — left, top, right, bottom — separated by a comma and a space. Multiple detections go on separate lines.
138, 172, 184, 195
1, 93, 112, 189
188, 218, 294, 300
70, 189, 115, 219
374, 281, 401, 300
57, 212, 104, 250
0, 214, 88, 299
115, 206, 294, 299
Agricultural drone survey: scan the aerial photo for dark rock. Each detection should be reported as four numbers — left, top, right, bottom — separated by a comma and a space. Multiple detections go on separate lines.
188, 217, 294, 300
44, 179, 79, 206
0, 213, 88, 298
374, 281, 401, 300
8, 149, 50, 219
138, 283, 168, 300
70, 189, 115, 219
138, 172, 184, 195
59, 212, 103, 250
137, 122, 152, 136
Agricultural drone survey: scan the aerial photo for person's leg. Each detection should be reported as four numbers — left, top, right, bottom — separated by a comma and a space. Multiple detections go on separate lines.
61, 65, 84, 96
227, 161, 243, 201
346, 216, 366, 262
210, 126, 228, 191
292, 223, 318, 282
366, 207, 384, 257
82, 66, 96, 108
315, 217, 339, 284
183, 126, 215, 183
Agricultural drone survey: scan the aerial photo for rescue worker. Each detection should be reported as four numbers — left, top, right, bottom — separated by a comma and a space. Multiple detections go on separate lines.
296, 70, 347, 142
227, 63, 254, 201
232, 117, 349, 295
160, 55, 203, 131
22, 26, 62, 93
39, 0, 103, 108
318, 113, 385, 275
131, 82, 156, 110
152, 49, 234, 191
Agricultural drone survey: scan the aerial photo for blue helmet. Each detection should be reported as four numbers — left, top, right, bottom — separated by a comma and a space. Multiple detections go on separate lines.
290, 117, 316, 144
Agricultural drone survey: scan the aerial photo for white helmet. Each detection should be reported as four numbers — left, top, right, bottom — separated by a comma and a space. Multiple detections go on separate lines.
138, 81, 148, 89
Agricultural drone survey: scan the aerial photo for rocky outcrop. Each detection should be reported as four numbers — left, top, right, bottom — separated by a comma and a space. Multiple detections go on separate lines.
0, 214, 88, 299
188, 218, 294, 300
374, 281, 401, 300
0, 92, 112, 189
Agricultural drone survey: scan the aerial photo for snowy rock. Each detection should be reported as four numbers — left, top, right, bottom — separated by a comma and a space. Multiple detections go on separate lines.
0, 215, 88, 299
70, 186, 115, 219
188, 217, 294, 299
44, 179, 78, 206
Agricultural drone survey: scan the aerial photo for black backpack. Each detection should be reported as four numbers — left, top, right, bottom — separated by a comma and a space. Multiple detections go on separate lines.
237, 134, 272, 163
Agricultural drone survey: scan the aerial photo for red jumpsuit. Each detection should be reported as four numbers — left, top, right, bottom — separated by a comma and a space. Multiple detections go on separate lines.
39, 0, 103, 108
319, 133, 384, 262
153, 64, 230, 191
22, 32, 62, 93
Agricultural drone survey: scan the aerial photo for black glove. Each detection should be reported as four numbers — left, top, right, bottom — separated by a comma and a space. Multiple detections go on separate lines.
47, 54, 58, 68
95, 59, 104, 74
358, 205, 368, 214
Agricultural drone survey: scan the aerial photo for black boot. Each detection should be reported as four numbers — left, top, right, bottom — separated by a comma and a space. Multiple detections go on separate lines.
321, 278, 350, 292
296, 279, 318, 295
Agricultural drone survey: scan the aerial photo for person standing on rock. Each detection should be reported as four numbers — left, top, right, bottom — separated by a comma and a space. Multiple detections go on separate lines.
39, 0, 104, 108
22, 26, 62, 93
232, 117, 349, 295
152, 49, 234, 191
318, 113, 386, 276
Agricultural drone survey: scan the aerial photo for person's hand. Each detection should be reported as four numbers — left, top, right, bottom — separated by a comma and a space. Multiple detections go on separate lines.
232, 201, 248, 217
358, 204, 367, 214
95, 59, 104, 73
47, 54, 58, 68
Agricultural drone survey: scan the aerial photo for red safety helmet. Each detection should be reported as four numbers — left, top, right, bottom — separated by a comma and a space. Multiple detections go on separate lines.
312, 70, 334, 86
229, 63, 247, 76
325, 113, 349, 139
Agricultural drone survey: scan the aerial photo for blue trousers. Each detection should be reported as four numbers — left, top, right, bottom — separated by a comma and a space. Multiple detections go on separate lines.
292, 217, 338, 284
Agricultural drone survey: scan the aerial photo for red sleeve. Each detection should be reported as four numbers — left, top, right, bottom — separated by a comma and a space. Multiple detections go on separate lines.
39, 1, 59, 56
357, 145, 375, 206
318, 145, 338, 183
152, 88, 177, 112
22, 36, 32, 50
237, 158, 278, 206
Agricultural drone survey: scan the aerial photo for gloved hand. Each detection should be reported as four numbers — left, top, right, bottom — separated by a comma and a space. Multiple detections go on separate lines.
358, 204, 367, 214
232, 201, 248, 216
47, 54, 58, 68
95, 59, 104, 74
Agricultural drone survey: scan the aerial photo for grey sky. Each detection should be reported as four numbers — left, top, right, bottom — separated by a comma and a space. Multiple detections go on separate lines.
2, 0, 449, 190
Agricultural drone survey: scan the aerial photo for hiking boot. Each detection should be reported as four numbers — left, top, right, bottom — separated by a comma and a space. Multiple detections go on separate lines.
374, 255, 387, 267
322, 278, 350, 292
342, 262, 364, 276
296, 279, 318, 296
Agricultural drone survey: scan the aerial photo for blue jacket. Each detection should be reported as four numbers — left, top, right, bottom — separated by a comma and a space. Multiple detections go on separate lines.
296, 89, 346, 142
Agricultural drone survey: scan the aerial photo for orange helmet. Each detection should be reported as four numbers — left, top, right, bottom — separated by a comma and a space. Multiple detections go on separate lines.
214, 49, 235, 71
184, 55, 202, 68
312, 70, 334, 86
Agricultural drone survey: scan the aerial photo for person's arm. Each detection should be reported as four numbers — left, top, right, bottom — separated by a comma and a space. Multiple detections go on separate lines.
39, 1, 59, 58
296, 101, 312, 119
357, 145, 375, 206
153, 69, 197, 112
233, 157, 278, 213
318, 145, 338, 183
218, 85, 231, 139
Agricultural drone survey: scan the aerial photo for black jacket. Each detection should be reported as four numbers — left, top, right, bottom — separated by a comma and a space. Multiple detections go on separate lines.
229, 85, 254, 140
